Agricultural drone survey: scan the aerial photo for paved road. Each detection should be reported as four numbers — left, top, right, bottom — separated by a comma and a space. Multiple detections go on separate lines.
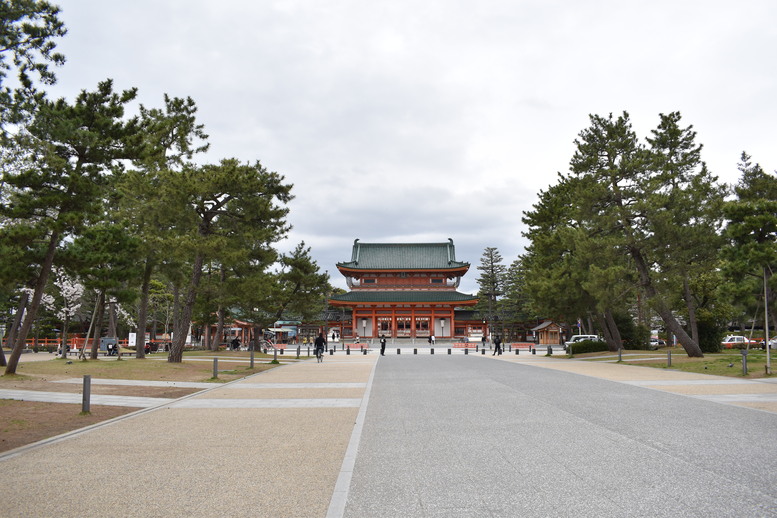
343, 355, 777, 517
3, 352, 777, 517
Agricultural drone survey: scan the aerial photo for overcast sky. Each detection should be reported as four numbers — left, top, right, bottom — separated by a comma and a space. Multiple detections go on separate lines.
48, 0, 777, 294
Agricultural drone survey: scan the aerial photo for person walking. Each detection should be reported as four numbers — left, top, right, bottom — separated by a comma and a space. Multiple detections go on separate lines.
314, 333, 326, 363
493, 335, 503, 356
380, 334, 387, 356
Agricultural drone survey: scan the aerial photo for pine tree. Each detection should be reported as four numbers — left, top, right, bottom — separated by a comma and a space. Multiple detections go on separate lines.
0, 0, 66, 132
476, 247, 506, 337
722, 152, 777, 359
167, 159, 293, 363
2, 80, 140, 374
116, 94, 209, 358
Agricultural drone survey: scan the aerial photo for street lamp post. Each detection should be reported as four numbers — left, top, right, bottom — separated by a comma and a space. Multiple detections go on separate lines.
440, 318, 445, 339
362, 318, 367, 342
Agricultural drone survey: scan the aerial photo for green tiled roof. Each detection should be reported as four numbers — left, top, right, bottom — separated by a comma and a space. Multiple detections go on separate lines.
337, 239, 470, 270
330, 291, 478, 304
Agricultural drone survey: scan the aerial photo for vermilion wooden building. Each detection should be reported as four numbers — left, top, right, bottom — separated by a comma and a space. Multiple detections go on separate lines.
328, 239, 479, 339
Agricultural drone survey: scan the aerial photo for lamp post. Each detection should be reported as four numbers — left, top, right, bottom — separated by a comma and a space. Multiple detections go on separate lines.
362, 318, 367, 341
323, 270, 329, 345
440, 318, 445, 339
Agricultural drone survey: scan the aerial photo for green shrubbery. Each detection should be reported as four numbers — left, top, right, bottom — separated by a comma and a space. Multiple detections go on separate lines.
566, 340, 609, 355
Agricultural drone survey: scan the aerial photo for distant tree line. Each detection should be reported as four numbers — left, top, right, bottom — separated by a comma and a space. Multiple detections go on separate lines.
477, 112, 776, 357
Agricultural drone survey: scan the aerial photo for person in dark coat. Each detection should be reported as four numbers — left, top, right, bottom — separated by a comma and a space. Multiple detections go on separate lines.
314, 333, 326, 363
380, 334, 387, 356
493, 335, 503, 356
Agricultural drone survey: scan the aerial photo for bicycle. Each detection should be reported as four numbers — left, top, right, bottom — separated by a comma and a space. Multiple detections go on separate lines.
256, 338, 274, 353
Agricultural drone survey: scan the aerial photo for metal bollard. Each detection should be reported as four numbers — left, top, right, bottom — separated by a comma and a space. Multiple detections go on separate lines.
82, 374, 91, 414
618, 348, 622, 361
742, 349, 748, 375
431, 348, 434, 355
363, 348, 367, 355
515, 348, 519, 355
307, 347, 310, 357
347, 347, 350, 355
213, 358, 218, 378
250, 348, 255, 368
548, 346, 552, 355
667, 350, 671, 367
330, 348, 334, 355
482, 348, 485, 355
280, 348, 284, 355
397, 348, 401, 355
414, 348, 417, 355
532, 348, 536, 355
465, 348, 468, 355
448, 348, 451, 355
297, 346, 300, 359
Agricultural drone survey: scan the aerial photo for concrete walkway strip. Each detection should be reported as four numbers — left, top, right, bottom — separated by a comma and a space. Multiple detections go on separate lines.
696, 393, 777, 402
53, 378, 215, 388
167, 398, 362, 408
0, 389, 172, 408
624, 379, 758, 386
229, 382, 367, 389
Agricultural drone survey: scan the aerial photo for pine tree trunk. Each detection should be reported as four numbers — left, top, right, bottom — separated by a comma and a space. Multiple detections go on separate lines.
171, 284, 180, 341
2, 292, 29, 368
6, 231, 59, 375
90, 291, 106, 359
135, 258, 153, 358
107, 300, 117, 338
630, 246, 703, 357
597, 312, 621, 352
79, 300, 99, 360
61, 315, 70, 360
213, 305, 225, 351
605, 310, 623, 350
683, 276, 699, 345
169, 253, 204, 363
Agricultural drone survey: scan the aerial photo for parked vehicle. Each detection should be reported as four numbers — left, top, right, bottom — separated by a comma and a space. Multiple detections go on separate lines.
649, 338, 666, 350
721, 335, 758, 349
567, 334, 599, 344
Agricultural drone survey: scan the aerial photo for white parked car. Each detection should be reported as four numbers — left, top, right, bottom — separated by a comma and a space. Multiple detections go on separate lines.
567, 335, 599, 344
649, 338, 666, 350
721, 335, 757, 348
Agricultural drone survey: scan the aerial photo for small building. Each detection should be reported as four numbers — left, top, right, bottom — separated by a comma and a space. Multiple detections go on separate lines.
531, 320, 563, 345
328, 239, 479, 339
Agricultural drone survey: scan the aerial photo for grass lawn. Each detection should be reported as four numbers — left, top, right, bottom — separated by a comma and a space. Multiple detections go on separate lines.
569, 347, 776, 379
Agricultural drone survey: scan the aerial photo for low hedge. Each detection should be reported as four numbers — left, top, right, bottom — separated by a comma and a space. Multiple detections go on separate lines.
566, 340, 609, 355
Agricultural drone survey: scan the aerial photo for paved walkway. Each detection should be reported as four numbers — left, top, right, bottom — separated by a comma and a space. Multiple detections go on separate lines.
2, 351, 776, 517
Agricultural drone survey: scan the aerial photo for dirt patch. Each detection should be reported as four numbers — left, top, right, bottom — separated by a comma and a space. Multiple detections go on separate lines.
0, 400, 134, 453
0, 354, 283, 454
0, 376, 201, 399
